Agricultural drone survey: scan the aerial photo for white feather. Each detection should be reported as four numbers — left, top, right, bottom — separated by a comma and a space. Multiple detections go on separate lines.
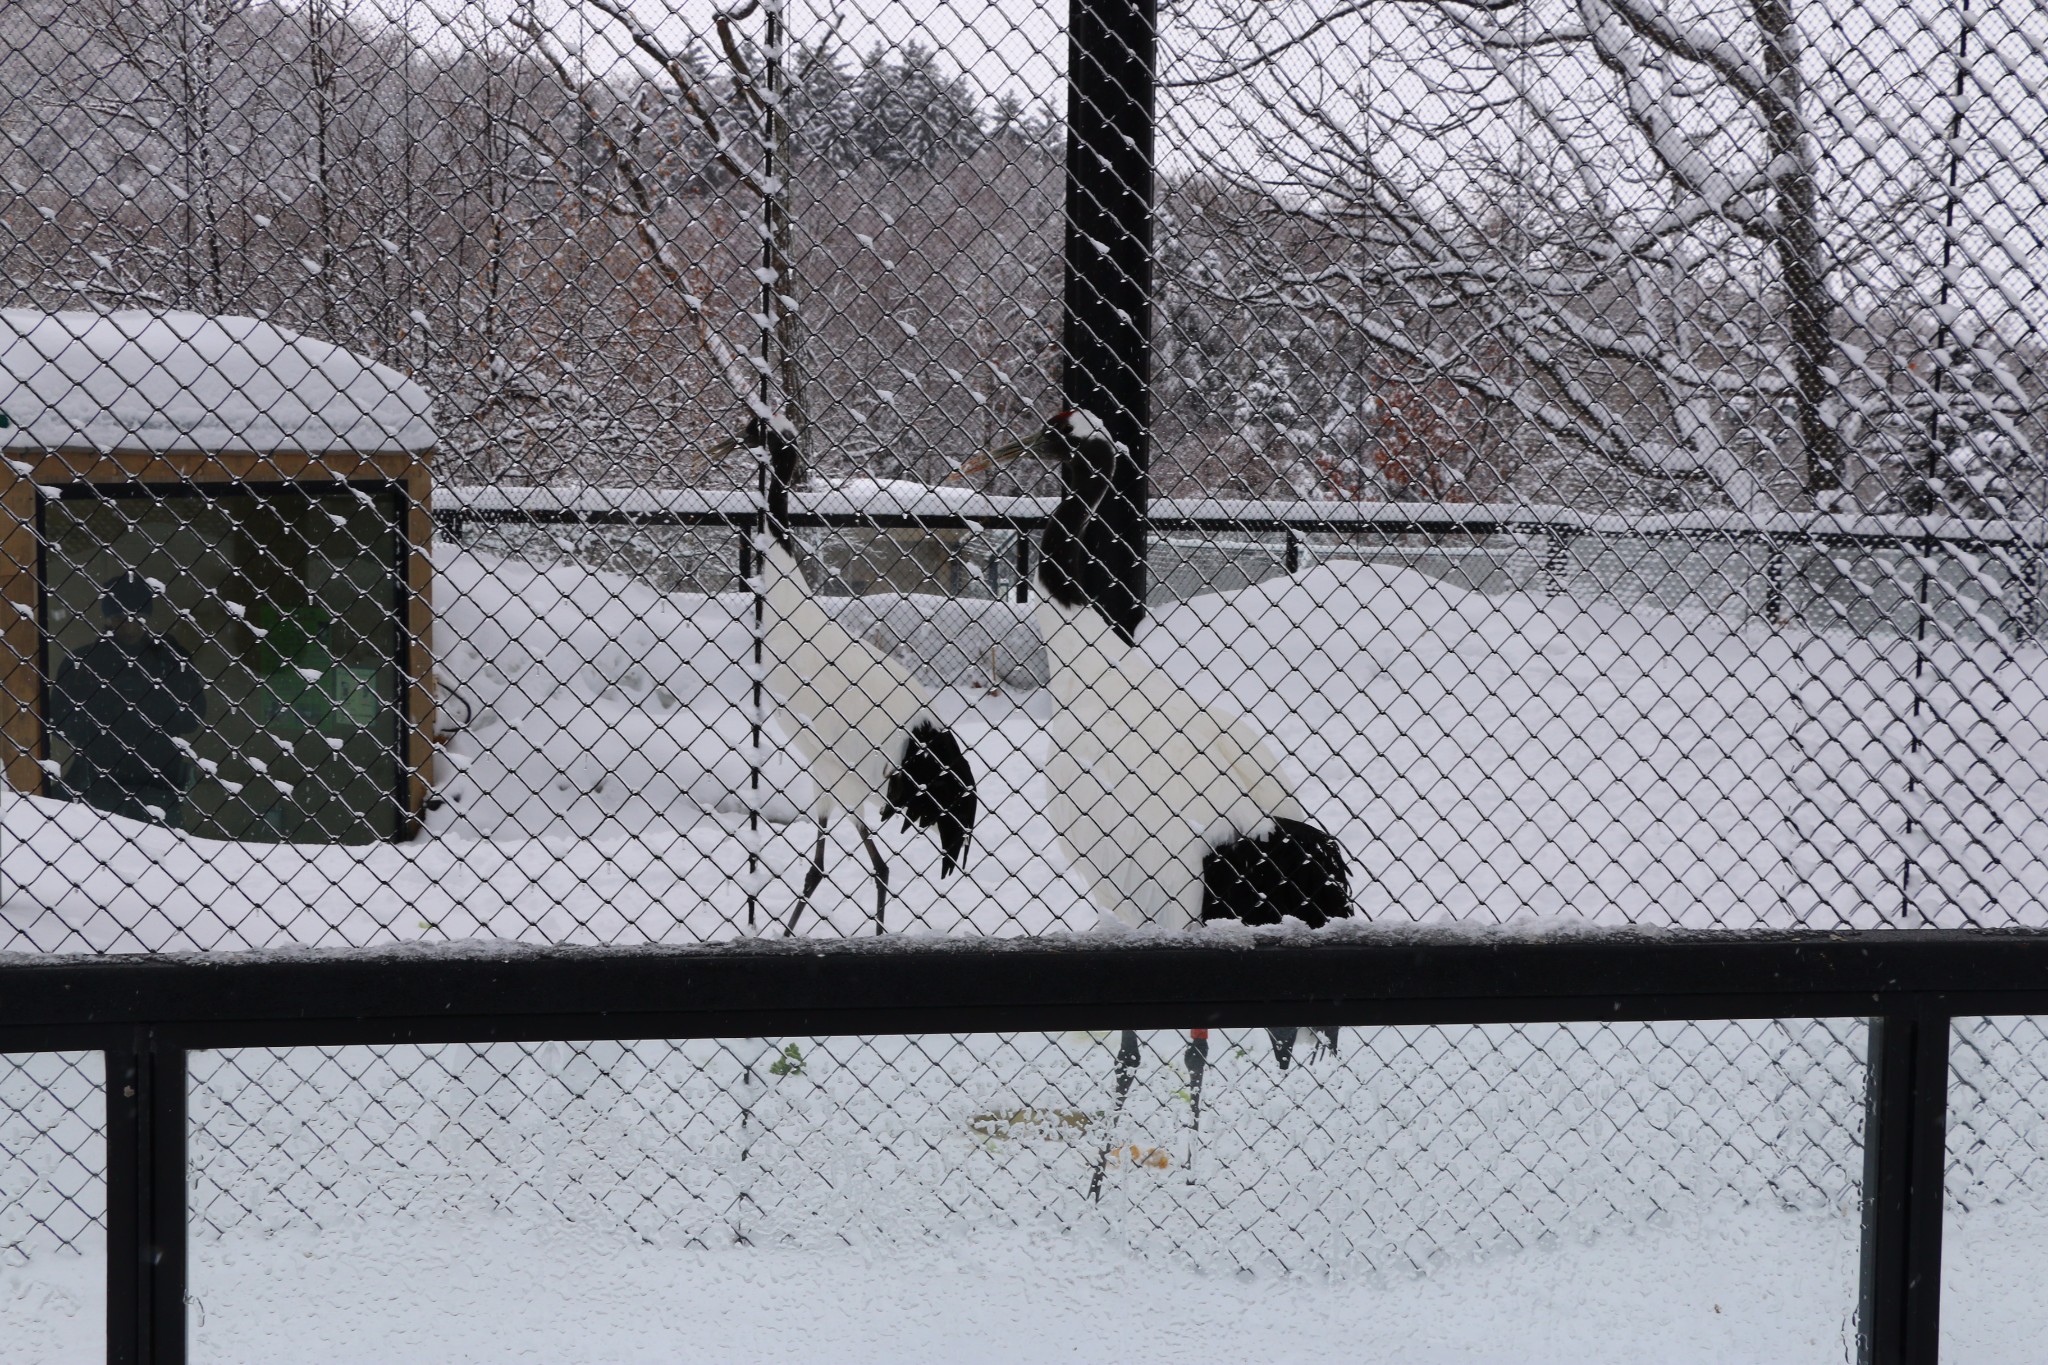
754, 539, 930, 820
1035, 587, 1306, 929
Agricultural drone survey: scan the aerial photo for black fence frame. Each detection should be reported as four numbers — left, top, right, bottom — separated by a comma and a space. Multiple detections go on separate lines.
5, 927, 2046, 1365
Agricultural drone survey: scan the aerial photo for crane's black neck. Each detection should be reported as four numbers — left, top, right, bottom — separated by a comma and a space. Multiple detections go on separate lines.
1039, 430, 1136, 644
752, 414, 802, 552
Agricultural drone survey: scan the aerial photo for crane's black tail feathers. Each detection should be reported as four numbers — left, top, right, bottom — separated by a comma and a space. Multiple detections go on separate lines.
1201, 818, 1353, 929
881, 721, 977, 876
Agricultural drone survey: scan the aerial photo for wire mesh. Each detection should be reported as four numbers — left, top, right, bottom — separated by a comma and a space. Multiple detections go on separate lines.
0, 1051, 101, 1267
0, 1050, 103, 1358
1945, 1015, 2048, 1357
183, 1022, 1866, 1274
1, 0, 2047, 1340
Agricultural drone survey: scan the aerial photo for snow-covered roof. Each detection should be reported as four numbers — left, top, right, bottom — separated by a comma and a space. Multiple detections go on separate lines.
0, 310, 435, 457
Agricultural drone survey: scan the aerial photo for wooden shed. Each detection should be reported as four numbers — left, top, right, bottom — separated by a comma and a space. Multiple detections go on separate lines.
1, 310, 436, 843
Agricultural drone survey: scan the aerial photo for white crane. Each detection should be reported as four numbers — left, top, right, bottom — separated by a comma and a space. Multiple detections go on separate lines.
995, 409, 1352, 931
980, 410, 1353, 1196
741, 415, 977, 934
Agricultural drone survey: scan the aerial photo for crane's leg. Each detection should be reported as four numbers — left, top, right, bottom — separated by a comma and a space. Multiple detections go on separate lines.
1184, 1029, 1210, 1185
1088, 1029, 1143, 1203
855, 819, 890, 935
783, 822, 830, 937
1312, 1026, 1341, 1063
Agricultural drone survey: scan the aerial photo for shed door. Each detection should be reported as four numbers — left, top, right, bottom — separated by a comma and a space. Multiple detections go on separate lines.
41, 481, 404, 844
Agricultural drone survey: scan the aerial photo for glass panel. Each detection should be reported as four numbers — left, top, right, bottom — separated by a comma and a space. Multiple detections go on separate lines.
1945, 1015, 2048, 1362
0, 1050, 104, 1362
189, 1021, 1865, 1362
40, 484, 403, 844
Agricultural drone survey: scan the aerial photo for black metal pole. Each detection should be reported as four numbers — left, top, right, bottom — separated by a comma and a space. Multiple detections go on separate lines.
106, 1033, 187, 1365
1857, 1012, 1948, 1365
1088, 1028, 1143, 1202
1542, 527, 1569, 599
1062, 0, 1154, 640
2026, 545, 2041, 643
1764, 539, 1787, 624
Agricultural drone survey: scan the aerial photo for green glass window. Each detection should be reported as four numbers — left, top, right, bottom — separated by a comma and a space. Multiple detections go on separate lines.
40, 483, 404, 844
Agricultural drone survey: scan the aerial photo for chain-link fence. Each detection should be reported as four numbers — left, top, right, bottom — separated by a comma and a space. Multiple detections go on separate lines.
161, 1021, 1869, 1353
3, 0, 2048, 1354
177, 1021, 1865, 1258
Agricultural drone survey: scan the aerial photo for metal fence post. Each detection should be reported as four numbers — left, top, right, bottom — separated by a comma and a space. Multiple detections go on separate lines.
1543, 527, 1570, 599
2023, 541, 2041, 643
1764, 538, 1787, 624
106, 1032, 187, 1365
1062, 0, 1154, 639
1857, 1011, 1948, 1365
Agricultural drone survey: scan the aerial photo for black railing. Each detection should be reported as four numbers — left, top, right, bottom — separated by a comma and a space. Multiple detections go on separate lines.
9, 927, 2048, 1365
432, 488, 2048, 550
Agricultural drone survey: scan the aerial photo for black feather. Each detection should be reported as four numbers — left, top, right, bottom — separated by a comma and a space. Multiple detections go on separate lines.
881, 721, 977, 876
1037, 413, 1132, 632
1200, 818, 1353, 929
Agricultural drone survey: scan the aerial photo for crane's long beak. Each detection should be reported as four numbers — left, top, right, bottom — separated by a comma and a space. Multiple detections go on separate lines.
942, 434, 1036, 486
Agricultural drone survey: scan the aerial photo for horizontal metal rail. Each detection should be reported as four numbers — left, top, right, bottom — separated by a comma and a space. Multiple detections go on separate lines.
431, 497, 2048, 554
0, 927, 2041, 1050
433, 500, 2047, 643
7, 926, 2031, 1365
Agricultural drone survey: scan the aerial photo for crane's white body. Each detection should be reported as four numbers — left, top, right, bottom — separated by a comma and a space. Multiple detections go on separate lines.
754, 539, 930, 822
1035, 587, 1308, 928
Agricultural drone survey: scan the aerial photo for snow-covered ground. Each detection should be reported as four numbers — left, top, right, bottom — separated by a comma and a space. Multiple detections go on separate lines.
6, 544, 2047, 948
7, 543, 2048, 1359
2, 1211, 1871, 1365
0, 1016, 1887, 1363
7, 1205, 2048, 1362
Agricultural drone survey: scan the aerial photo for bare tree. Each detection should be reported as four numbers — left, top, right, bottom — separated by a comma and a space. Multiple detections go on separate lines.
1159, 0, 1896, 511
511, 0, 794, 433
79, 0, 254, 312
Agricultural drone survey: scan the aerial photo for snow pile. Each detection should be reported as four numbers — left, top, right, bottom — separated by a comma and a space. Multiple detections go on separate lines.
432, 548, 809, 839
0, 309, 435, 455
823, 591, 1046, 691
0, 542, 1082, 950
1148, 559, 2048, 926
429, 550, 1044, 832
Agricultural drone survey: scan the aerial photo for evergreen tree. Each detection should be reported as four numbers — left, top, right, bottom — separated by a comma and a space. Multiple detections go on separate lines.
850, 42, 982, 173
